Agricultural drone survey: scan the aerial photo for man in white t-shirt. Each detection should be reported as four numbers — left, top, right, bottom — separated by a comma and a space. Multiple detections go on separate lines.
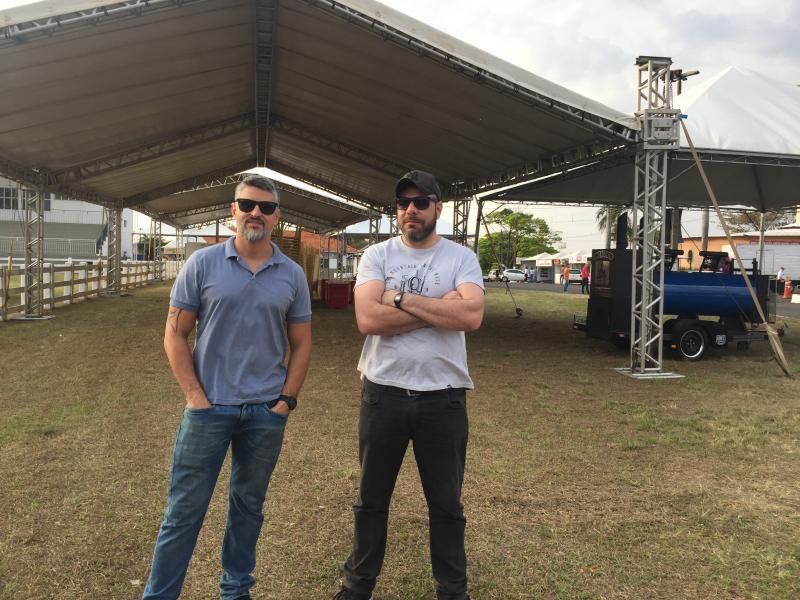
334, 171, 484, 600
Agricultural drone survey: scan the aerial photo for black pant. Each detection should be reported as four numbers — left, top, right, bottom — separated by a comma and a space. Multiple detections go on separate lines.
581, 278, 589, 294
343, 379, 469, 600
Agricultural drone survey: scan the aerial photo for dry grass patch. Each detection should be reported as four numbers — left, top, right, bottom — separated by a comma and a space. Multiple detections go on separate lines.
1, 285, 799, 599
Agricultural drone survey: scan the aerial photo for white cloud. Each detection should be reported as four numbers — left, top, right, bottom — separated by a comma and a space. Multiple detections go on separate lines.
379, 0, 800, 112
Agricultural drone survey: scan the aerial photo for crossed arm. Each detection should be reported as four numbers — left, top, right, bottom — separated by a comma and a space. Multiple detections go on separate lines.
354, 279, 484, 336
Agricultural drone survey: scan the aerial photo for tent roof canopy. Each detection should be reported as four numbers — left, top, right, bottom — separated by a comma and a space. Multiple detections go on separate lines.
485, 67, 800, 212
0, 0, 637, 230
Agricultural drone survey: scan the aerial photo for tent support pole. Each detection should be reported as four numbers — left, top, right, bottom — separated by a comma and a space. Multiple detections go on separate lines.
758, 212, 766, 273
473, 198, 484, 258
104, 201, 122, 296
453, 198, 470, 246
23, 178, 48, 319
618, 56, 683, 380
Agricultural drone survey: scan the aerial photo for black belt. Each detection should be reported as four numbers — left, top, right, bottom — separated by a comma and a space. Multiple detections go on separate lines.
365, 378, 461, 397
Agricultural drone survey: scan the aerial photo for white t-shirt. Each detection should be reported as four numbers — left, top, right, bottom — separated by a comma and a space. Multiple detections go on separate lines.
356, 236, 484, 391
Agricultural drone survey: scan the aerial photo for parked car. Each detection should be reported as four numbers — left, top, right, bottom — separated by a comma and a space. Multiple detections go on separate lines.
502, 268, 526, 282
569, 268, 582, 283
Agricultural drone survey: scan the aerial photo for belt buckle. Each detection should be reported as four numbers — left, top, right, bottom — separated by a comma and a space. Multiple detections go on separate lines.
404, 388, 420, 397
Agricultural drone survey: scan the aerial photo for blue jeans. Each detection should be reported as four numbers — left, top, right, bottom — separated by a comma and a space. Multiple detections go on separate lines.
143, 403, 287, 600
563, 279, 570, 292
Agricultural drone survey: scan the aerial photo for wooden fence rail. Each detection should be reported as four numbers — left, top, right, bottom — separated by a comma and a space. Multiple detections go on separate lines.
0, 260, 182, 321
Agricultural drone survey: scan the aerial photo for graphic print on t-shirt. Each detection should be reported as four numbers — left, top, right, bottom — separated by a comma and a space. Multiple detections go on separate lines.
386, 260, 442, 296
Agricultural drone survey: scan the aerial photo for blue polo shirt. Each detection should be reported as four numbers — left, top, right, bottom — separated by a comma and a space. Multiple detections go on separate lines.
169, 237, 312, 405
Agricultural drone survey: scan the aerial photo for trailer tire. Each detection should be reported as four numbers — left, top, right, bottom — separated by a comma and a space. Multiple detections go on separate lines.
677, 326, 707, 361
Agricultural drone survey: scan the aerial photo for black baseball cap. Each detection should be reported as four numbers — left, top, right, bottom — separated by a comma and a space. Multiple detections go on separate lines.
395, 170, 442, 201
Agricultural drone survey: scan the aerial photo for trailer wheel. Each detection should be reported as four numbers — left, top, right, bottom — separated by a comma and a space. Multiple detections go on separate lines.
677, 327, 707, 361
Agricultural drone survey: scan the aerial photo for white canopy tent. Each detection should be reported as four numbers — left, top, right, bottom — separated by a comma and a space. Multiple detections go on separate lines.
485, 67, 800, 212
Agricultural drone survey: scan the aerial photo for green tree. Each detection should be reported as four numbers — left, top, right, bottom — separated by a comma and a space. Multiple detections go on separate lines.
595, 205, 632, 244
478, 209, 561, 272
135, 235, 168, 260
720, 209, 794, 234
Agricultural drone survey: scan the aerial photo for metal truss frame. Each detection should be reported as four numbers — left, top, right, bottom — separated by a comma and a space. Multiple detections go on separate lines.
483, 147, 635, 200
473, 199, 484, 257
23, 180, 45, 317
275, 182, 369, 218
452, 197, 470, 245
388, 214, 399, 236
309, 1, 636, 143
123, 161, 255, 207
271, 115, 408, 178
165, 202, 339, 233
162, 172, 371, 219
626, 56, 681, 378
336, 230, 348, 276
255, 0, 277, 166
105, 202, 122, 295
175, 226, 185, 259
265, 160, 383, 212
0, 155, 47, 188
670, 150, 800, 168
445, 140, 630, 197
276, 109, 628, 202
153, 220, 163, 278
1, 0, 199, 47
0, 155, 112, 207
54, 114, 253, 184
368, 213, 382, 247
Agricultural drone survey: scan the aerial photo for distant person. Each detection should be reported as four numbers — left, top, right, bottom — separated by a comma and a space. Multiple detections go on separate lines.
562, 264, 570, 293
142, 175, 312, 600
335, 170, 484, 600
524, 266, 531, 282
580, 263, 590, 294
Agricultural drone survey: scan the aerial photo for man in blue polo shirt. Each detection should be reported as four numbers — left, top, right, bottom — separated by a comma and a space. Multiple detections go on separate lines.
142, 174, 312, 600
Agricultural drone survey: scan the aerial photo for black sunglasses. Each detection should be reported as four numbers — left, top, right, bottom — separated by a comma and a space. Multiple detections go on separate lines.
395, 196, 436, 210
236, 199, 278, 215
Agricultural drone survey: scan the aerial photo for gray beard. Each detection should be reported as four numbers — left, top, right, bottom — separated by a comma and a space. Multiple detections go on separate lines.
241, 226, 268, 242
404, 219, 436, 243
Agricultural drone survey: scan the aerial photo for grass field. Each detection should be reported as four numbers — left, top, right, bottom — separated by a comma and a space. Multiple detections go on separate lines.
1, 284, 799, 599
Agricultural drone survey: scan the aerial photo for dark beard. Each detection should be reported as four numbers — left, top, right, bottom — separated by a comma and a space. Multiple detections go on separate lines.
403, 219, 436, 242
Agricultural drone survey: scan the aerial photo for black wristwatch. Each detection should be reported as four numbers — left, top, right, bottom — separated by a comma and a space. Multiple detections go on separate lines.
278, 394, 297, 410
393, 291, 404, 309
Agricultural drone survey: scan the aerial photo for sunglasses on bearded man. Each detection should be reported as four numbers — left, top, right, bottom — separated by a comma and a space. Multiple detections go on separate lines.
236, 199, 279, 215
395, 196, 437, 211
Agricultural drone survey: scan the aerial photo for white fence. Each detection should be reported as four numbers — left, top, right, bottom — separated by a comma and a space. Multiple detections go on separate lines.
0, 237, 98, 260
0, 259, 183, 321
